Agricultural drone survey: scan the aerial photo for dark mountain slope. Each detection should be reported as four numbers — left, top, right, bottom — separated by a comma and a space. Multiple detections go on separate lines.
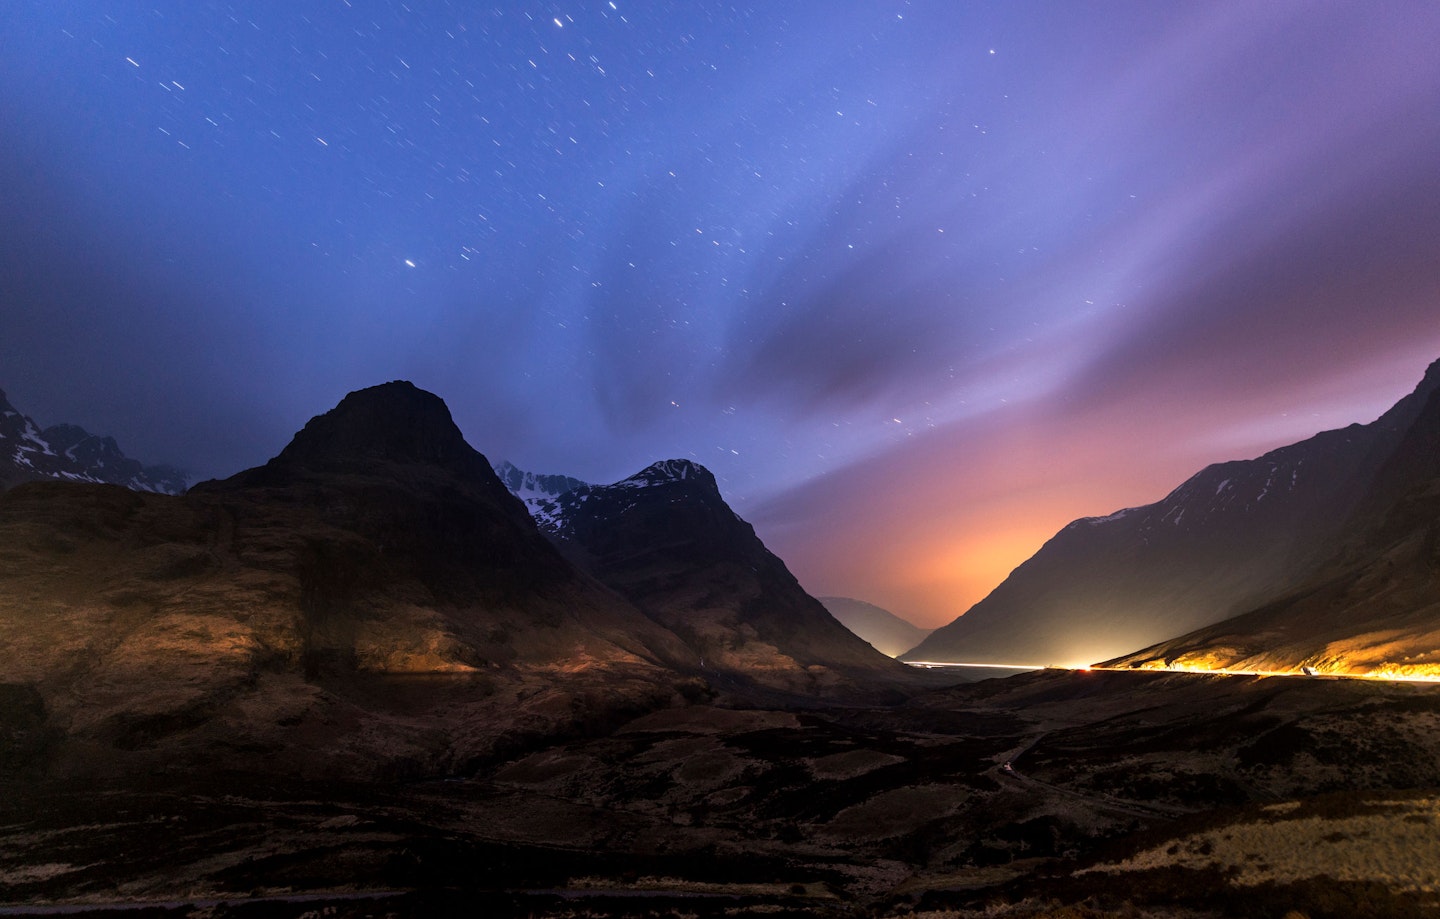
533, 459, 916, 695
905, 359, 1440, 667
1110, 377, 1440, 676
0, 382, 699, 784
187, 381, 699, 671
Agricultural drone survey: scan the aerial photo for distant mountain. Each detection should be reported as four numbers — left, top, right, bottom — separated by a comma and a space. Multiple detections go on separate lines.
905, 359, 1440, 668
528, 459, 914, 695
492, 459, 588, 515
0, 388, 187, 494
819, 597, 933, 658
1109, 366, 1440, 677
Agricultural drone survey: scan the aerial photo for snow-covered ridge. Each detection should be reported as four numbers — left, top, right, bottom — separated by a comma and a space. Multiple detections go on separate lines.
0, 389, 188, 495
498, 458, 725, 537
1073, 506, 1140, 528
491, 460, 590, 523
1061, 422, 1378, 540
492, 460, 587, 502
620, 458, 714, 488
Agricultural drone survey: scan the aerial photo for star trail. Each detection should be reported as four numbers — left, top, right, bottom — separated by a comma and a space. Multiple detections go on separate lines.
3, 2, 1439, 625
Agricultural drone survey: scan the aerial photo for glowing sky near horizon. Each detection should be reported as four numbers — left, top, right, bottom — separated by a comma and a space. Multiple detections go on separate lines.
3, 2, 1440, 628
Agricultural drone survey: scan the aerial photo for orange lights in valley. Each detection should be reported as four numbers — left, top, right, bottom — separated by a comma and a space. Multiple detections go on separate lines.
1105, 660, 1440, 684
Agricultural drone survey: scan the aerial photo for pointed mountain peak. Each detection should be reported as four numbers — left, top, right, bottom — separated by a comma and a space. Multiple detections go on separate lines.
494, 459, 522, 480
624, 458, 716, 489
38, 423, 92, 450
1417, 357, 1440, 397
1366, 357, 1440, 434
274, 381, 480, 472
40, 424, 121, 463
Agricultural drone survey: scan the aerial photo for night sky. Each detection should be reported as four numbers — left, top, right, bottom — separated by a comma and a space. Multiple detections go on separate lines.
4, 2, 1440, 627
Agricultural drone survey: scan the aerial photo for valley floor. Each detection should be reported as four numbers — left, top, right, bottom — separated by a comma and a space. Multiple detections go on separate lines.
5, 669, 1440, 918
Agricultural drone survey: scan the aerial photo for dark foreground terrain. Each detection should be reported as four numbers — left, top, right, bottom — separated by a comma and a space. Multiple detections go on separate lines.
6, 669, 1440, 919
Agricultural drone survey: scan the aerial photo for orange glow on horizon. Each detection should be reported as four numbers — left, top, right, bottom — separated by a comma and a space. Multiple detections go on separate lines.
774, 478, 1158, 630
889, 523, 1066, 627
757, 350, 1440, 632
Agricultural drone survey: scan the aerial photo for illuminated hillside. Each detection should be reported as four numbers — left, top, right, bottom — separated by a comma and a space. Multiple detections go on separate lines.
1109, 374, 1440, 677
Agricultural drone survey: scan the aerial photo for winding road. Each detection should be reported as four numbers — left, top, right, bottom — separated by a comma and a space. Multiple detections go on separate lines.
985, 726, 1191, 822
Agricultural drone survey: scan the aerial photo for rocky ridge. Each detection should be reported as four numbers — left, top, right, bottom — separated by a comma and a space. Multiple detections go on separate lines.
0, 388, 186, 494
520, 459, 915, 696
492, 459, 588, 515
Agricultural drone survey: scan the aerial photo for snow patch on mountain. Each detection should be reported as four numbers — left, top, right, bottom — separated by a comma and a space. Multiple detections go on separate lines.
1073, 506, 1140, 528
0, 389, 188, 494
603, 458, 711, 490
492, 460, 589, 517
498, 458, 732, 538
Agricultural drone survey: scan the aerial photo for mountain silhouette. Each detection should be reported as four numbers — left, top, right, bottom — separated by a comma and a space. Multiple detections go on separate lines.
906, 359, 1440, 667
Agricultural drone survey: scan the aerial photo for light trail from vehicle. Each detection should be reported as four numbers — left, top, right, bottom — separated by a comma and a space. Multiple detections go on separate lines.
904, 661, 1042, 671
1091, 663, 1440, 684
905, 660, 1440, 685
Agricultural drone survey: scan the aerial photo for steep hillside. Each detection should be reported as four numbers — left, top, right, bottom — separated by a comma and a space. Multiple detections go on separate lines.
533, 459, 916, 695
1110, 378, 1440, 677
905, 359, 1440, 667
